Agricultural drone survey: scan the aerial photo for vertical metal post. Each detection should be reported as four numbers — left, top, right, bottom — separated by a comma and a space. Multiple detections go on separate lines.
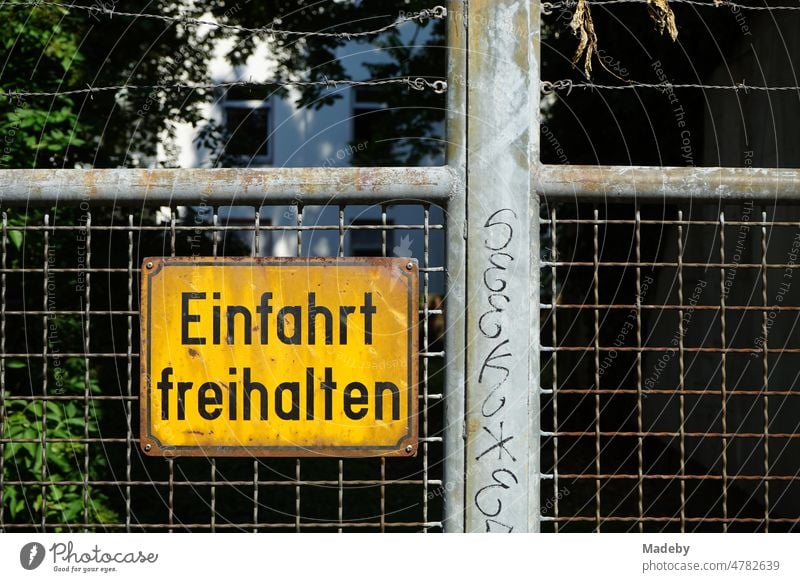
443, 0, 468, 532
530, 3, 543, 533
463, 0, 540, 532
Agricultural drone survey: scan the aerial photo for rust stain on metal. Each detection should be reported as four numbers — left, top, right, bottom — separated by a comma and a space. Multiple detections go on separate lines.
82, 170, 98, 198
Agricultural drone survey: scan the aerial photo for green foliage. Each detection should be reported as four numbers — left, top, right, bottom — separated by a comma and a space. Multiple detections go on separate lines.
2, 208, 119, 528
0, 4, 85, 168
0, 1, 446, 529
2, 1, 445, 167
3, 360, 116, 527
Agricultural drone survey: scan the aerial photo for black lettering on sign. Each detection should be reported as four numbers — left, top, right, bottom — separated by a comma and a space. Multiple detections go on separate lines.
175, 291, 376, 347
181, 293, 205, 345
277, 307, 302, 344
308, 292, 334, 345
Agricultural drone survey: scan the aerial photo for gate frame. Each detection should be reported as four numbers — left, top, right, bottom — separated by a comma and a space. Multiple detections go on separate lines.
3, 0, 800, 532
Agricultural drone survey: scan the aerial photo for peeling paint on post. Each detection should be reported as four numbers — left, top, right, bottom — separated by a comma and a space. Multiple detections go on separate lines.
465, 0, 540, 532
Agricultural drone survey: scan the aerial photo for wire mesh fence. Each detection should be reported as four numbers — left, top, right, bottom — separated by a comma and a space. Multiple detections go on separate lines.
539, 200, 800, 532
0, 202, 446, 532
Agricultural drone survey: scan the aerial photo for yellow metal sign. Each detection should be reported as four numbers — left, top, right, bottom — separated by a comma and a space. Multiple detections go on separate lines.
140, 257, 418, 457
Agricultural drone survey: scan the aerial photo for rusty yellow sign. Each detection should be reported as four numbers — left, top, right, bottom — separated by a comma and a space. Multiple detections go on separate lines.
140, 257, 418, 457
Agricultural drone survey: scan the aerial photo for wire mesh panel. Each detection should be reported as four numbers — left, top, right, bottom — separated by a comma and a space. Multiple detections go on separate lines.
0, 202, 446, 532
539, 200, 800, 533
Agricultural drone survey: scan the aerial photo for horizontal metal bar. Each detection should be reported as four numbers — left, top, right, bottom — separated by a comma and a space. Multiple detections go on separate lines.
541, 346, 800, 353
3, 352, 446, 358
545, 431, 799, 438
541, 304, 800, 311
3, 309, 445, 316
549, 219, 800, 226
543, 261, 800, 268
547, 389, 800, 396
0, 167, 456, 206
541, 516, 799, 524
2, 479, 444, 487
542, 474, 798, 481
3, 394, 443, 402
539, 165, 800, 202
0, 436, 443, 444
0, 266, 445, 273
7, 224, 446, 231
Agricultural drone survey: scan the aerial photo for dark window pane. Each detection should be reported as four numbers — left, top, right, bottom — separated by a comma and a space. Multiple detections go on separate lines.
349, 220, 392, 257
352, 107, 385, 145
225, 106, 269, 158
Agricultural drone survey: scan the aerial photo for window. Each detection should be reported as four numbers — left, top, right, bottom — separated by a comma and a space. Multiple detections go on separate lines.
348, 219, 393, 257
224, 98, 271, 164
351, 87, 391, 161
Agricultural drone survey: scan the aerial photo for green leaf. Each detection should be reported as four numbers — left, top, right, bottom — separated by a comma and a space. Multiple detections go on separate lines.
7, 230, 22, 250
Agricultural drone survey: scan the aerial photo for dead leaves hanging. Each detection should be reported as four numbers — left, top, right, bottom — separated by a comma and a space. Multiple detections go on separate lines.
569, 0, 599, 79
569, 0, 679, 80
647, 0, 679, 41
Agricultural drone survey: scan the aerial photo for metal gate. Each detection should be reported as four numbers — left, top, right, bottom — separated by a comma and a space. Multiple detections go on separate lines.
3, 0, 800, 533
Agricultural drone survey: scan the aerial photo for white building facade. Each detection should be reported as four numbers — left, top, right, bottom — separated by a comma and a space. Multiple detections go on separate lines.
167, 29, 445, 293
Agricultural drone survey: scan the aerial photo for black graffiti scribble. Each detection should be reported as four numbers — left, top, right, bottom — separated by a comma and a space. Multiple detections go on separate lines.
474, 468, 519, 518
475, 422, 517, 462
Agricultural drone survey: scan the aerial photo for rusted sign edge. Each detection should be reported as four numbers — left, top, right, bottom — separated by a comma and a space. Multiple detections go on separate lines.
139, 256, 419, 458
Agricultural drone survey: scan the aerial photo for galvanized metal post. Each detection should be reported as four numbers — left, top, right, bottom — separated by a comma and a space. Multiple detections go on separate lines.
442, 0, 468, 533
463, 0, 540, 532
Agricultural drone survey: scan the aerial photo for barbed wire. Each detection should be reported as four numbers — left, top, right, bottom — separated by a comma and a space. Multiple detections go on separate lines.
542, 0, 800, 13
3, 1, 447, 38
542, 79, 800, 94
1, 77, 448, 99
